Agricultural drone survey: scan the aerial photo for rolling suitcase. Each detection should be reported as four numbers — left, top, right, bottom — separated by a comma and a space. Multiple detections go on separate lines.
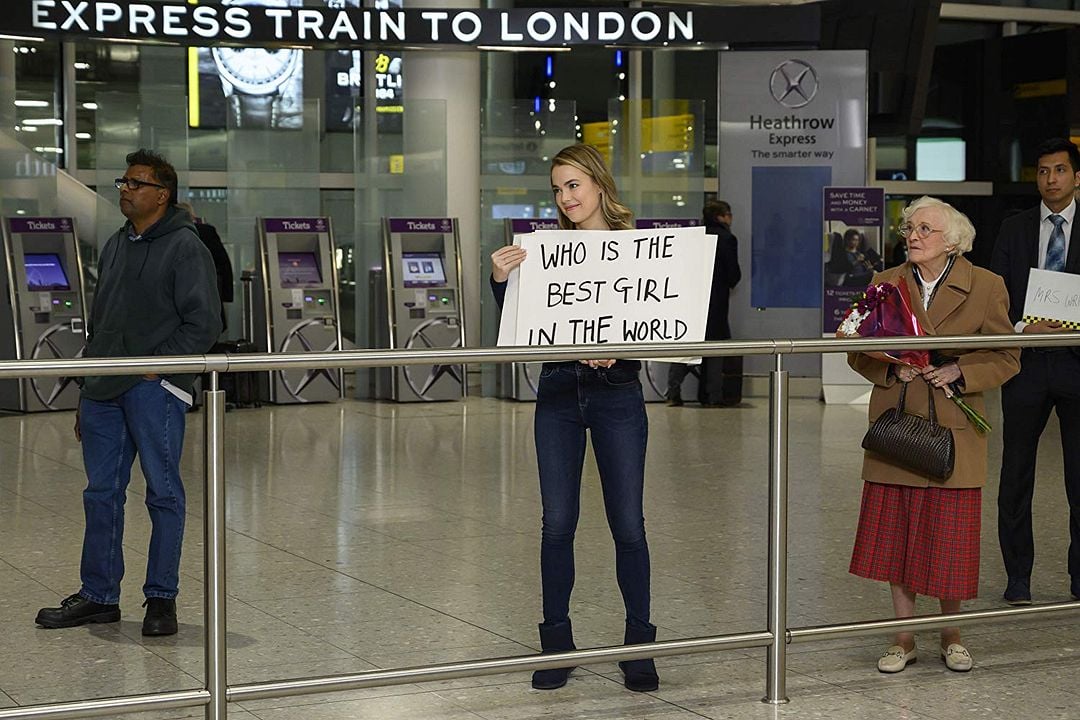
210, 340, 262, 409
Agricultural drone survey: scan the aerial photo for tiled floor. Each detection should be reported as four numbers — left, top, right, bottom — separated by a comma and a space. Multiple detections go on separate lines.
2, 390, 1079, 719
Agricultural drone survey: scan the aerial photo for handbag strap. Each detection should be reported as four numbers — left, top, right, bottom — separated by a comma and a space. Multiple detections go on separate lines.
925, 380, 939, 429
893, 378, 940, 429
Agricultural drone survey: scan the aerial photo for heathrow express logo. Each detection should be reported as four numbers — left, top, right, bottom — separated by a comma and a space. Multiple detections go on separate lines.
769, 59, 818, 109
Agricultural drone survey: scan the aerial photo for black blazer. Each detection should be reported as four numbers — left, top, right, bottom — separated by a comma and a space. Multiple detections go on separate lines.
705, 221, 741, 340
990, 200, 1080, 326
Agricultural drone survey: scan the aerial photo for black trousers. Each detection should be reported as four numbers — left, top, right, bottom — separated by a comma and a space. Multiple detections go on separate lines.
998, 348, 1080, 583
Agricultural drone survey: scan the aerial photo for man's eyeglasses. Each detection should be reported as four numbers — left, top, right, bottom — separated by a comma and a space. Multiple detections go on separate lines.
899, 222, 943, 240
114, 177, 166, 191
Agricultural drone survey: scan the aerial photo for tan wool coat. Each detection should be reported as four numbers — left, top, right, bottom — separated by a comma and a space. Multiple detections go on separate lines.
847, 257, 1020, 489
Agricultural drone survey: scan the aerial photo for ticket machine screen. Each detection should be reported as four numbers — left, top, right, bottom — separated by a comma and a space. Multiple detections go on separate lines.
24, 253, 71, 291
278, 252, 323, 286
401, 252, 447, 288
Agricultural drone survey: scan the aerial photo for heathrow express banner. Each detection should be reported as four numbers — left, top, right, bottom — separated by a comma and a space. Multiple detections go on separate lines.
7, 2, 820, 48
718, 49, 867, 385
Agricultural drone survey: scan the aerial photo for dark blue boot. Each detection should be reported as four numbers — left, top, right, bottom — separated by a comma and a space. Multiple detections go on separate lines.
532, 620, 575, 690
619, 622, 659, 692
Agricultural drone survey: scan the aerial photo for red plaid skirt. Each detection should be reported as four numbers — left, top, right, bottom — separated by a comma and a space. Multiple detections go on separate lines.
849, 481, 981, 600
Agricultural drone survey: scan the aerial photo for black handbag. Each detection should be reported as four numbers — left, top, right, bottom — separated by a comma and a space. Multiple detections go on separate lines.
861, 380, 955, 480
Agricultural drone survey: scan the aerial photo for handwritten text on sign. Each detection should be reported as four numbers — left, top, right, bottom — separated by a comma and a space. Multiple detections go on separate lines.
498, 227, 716, 347
1023, 268, 1080, 326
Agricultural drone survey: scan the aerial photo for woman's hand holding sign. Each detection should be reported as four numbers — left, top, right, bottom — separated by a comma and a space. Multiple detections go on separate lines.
492, 245, 527, 283
492, 244, 613, 367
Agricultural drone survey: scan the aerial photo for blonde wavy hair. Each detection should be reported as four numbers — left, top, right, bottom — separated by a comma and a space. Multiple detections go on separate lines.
550, 144, 634, 230
902, 196, 975, 255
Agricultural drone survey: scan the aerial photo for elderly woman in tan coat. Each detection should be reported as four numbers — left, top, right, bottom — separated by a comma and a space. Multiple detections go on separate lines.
848, 196, 1019, 674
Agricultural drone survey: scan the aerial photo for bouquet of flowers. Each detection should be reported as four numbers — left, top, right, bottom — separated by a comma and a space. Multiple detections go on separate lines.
837, 281, 992, 434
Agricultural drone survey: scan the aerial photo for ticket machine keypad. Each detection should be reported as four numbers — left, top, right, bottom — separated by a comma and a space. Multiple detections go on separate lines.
403, 289, 456, 320
30, 292, 80, 322
282, 289, 334, 320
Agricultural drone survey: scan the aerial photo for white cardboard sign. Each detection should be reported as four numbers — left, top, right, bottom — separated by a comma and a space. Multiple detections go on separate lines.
497, 227, 717, 354
1022, 268, 1080, 327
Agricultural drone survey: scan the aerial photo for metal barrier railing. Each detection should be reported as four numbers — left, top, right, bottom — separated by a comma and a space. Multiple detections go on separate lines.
2, 333, 1080, 719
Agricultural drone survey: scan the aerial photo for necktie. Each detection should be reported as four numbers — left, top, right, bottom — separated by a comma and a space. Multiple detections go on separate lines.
1046, 214, 1066, 272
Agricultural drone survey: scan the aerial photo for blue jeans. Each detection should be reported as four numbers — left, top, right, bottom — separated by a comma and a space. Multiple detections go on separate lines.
534, 362, 651, 628
79, 380, 188, 604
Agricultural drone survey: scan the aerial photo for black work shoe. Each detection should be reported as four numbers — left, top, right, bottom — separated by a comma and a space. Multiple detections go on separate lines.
35, 593, 120, 629
1003, 577, 1031, 606
142, 597, 178, 636
665, 393, 683, 407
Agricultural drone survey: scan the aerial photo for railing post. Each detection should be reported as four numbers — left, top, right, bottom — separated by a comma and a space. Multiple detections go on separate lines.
203, 372, 228, 720
764, 353, 790, 704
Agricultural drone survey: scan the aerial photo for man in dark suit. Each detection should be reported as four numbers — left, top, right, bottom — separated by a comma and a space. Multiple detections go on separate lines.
666, 200, 742, 407
990, 137, 1080, 605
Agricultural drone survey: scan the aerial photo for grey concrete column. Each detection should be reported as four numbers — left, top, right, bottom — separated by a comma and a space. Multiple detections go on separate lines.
0, 42, 15, 132
404, 0, 481, 347
651, 51, 676, 103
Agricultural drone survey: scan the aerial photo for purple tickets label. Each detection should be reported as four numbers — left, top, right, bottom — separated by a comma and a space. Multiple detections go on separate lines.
388, 218, 454, 234
635, 218, 701, 229
823, 187, 884, 225
263, 217, 329, 233
9, 217, 74, 234
510, 219, 559, 233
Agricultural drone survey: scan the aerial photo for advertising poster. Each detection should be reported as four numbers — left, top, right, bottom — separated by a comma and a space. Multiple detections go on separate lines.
718, 50, 867, 380
189, 0, 363, 131
822, 187, 884, 333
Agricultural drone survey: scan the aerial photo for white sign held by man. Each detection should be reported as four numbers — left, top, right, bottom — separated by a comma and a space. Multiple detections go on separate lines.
1023, 267, 1080, 328
497, 227, 717, 356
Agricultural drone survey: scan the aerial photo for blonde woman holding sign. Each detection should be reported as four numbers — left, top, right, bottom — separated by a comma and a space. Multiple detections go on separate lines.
490, 144, 657, 692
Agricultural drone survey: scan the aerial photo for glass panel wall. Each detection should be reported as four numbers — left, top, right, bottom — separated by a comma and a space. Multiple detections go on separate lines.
479, 100, 577, 396
227, 99, 321, 335
606, 98, 706, 221
0, 40, 62, 219
74, 42, 141, 171
352, 99, 447, 396
7, 40, 63, 165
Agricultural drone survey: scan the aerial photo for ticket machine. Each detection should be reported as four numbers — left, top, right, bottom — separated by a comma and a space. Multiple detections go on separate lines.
499, 218, 559, 401
375, 217, 465, 402
253, 217, 344, 404
0, 216, 88, 412
635, 218, 702, 402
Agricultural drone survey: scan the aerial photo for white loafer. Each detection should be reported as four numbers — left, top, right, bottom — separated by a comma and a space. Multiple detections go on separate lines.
941, 643, 973, 672
877, 644, 917, 673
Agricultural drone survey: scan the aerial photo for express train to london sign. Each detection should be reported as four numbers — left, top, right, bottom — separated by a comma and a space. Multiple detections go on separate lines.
7, 1, 820, 49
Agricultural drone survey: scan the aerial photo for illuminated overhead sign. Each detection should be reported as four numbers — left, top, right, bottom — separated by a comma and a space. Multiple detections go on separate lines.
9, 2, 820, 48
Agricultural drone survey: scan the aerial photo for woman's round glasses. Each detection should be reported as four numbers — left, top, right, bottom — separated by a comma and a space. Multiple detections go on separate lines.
899, 223, 943, 240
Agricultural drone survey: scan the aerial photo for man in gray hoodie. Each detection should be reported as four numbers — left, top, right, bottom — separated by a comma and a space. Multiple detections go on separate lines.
35, 149, 222, 636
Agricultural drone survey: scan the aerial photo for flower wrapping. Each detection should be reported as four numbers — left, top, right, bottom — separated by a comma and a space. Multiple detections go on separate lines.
838, 281, 992, 435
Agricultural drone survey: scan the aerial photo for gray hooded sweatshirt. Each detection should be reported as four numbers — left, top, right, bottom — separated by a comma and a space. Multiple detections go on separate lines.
82, 204, 222, 401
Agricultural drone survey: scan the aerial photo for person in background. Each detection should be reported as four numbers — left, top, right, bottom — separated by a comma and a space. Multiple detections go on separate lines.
490, 144, 658, 693
848, 196, 1018, 674
991, 137, 1080, 606
666, 200, 742, 407
177, 201, 233, 333
35, 149, 222, 636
